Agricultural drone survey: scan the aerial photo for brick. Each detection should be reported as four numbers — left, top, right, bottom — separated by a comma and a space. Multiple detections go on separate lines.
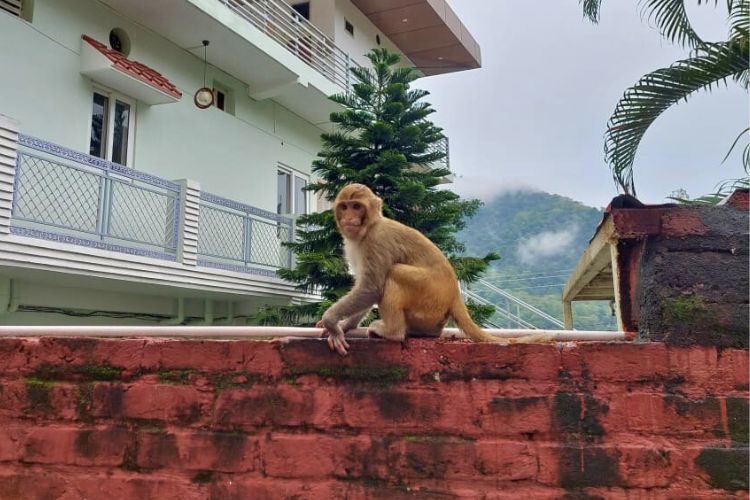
341, 386, 480, 435
604, 392, 723, 436
667, 346, 720, 386
0, 338, 32, 375
213, 384, 315, 429
262, 433, 374, 479
0, 464, 207, 500
0, 426, 24, 461
537, 443, 622, 488
474, 440, 537, 480
119, 382, 211, 423
19, 425, 130, 466
137, 429, 259, 472
480, 395, 553, 437
140, 338, 247, 372
561, 343, 670, 382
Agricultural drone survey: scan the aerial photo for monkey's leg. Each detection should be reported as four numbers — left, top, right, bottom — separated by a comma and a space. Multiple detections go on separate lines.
369, 275, 408, 341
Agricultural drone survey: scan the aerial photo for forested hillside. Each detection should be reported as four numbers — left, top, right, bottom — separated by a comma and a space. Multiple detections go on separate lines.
458, 190, 617, 330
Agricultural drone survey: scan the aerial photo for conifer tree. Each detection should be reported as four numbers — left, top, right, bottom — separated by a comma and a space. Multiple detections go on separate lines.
259, 48, 497, 325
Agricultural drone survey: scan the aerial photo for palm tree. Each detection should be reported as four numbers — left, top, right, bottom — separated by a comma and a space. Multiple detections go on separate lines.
581, 0, 749, 197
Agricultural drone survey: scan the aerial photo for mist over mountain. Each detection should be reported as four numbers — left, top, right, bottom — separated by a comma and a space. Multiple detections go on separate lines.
458, 190, 616, 330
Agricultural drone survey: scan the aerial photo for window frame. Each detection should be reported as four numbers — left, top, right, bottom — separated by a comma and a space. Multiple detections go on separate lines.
277, 164, 309, 216
88, 86, 136, 167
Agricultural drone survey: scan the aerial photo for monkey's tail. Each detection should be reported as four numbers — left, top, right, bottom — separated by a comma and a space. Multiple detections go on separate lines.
449, 298, 552, 344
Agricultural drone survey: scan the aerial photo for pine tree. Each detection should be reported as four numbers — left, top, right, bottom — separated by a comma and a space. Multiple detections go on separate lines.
258, 48, 497, 325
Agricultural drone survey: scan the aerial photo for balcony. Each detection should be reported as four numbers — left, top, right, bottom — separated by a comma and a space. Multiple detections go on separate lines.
97, 0, 350, 124
0, 117, 306, 303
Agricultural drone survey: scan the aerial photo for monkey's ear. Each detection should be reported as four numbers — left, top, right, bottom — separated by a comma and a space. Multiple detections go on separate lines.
371, 195, 383, 217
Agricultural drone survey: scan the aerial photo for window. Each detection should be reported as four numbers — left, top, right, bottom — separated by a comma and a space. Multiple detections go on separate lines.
344, 19, 354, 37
212, 81, 234, 115
291, 1, 310, 20
376, 34, 381, 46
109, 28, 131, 56
89, 89, 135, 166
277, 168, 308, 215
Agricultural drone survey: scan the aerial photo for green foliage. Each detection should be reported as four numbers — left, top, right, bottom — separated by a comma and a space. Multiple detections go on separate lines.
581, 0, 749, 196
263, 48, 496, 325
459, 190, 617, 331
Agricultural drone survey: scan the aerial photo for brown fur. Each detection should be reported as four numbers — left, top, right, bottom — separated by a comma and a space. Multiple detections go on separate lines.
319, 184, 548, 355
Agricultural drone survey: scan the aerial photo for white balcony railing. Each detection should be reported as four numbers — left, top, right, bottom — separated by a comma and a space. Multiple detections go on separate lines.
221, 0, 352, 93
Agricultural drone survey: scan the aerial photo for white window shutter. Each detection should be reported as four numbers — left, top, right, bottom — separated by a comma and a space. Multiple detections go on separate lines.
0, 0, 21, 16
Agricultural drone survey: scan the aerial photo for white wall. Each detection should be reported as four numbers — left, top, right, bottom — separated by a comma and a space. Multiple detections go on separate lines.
332, 0, 409, 67
0, 0, 323, 215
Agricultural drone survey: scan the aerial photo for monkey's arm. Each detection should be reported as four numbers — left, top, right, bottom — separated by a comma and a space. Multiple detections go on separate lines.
321, 285, 379, 355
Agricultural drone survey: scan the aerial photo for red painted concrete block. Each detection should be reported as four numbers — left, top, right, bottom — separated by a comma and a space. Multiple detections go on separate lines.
262, 433, 373, 479
137, 429, 259, 473
120, 382, 212, 423
474, 440, 537, 480
560, 342, 670, 382
213, 384, 316, 430
479, 395, 554, 437
16, 425, 130, 467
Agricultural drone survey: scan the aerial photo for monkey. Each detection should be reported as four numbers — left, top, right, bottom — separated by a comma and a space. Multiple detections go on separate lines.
317, 183, 549, 355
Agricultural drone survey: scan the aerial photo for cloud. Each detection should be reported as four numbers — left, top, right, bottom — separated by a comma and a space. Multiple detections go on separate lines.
516, 226, 580, 265
443, 174, 539, 201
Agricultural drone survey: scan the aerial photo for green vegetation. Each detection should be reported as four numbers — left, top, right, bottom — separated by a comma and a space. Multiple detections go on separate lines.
458, 190, 617, 330
580, 0, 749, 198
259, 48, 496, 326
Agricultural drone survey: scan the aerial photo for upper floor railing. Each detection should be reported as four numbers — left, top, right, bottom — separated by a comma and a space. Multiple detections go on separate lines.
11, 135, 292, 276
14, 135, 181, 260
221, 0, 352, 93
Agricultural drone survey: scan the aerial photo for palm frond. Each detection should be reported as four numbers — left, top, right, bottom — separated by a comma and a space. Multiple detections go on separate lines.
640, 0, 715, 49
580, 0, 603, 22
728, 0, 750, 40
604, 41, 749, 194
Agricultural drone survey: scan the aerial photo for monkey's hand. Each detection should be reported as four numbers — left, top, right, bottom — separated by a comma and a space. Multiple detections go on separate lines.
317, 314, 350, 356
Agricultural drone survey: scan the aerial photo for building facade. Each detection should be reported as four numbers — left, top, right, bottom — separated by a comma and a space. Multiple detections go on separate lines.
0, 0, 480, 325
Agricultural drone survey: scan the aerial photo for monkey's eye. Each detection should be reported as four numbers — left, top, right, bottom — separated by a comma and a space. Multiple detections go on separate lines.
351, 202, 362, 210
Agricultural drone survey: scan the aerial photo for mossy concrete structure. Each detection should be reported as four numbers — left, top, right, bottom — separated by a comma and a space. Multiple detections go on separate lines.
563, 192, 749, 348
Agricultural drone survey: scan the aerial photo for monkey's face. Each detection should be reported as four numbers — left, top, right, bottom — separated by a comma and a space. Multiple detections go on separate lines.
335, 200, 368, 240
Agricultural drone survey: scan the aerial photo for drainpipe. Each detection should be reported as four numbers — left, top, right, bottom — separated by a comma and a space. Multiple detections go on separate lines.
160, 297, 185, 325
0, 279, 18, 315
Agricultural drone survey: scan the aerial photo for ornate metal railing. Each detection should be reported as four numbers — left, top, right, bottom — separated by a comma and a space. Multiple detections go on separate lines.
220, 0, 352, 93
197, 191, 293, 274
427, 136, 450, 171
12, 135, 181, 260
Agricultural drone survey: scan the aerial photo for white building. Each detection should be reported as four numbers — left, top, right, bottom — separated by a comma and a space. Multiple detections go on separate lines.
0, 0, 480, 325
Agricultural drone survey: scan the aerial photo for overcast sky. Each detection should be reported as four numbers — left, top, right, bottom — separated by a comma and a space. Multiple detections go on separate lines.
420, 1, 748, 207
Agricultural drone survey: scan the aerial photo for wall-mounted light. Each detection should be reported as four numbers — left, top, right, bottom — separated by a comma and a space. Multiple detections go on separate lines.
194, 40, 214, 109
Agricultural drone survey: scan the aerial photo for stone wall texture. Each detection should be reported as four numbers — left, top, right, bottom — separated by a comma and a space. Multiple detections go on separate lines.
0, 336, 747, 498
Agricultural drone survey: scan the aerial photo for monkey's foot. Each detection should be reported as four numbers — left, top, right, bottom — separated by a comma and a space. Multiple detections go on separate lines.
367, 320, 406, 341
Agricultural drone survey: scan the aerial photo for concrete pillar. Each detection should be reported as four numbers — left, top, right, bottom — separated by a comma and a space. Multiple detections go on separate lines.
0, 115, 19, 235
175, 179, 200, 266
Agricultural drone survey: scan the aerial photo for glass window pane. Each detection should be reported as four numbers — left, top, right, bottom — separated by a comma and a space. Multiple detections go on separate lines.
277, 171, 291, 214
112, 100, 131, 165
89, 93, 109, 158
294, 176, 307, 215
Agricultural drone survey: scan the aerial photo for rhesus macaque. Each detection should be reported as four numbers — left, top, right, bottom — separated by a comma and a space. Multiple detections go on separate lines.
318, 183, 548, 355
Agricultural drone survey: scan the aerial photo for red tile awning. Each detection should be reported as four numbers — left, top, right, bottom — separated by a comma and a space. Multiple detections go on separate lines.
80, 35, 182, 104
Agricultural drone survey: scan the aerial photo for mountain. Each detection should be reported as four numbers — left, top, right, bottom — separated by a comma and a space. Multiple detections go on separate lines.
458, 189, 616, 330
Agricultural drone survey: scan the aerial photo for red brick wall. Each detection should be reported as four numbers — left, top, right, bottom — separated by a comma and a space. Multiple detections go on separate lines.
0, 337, 747, 499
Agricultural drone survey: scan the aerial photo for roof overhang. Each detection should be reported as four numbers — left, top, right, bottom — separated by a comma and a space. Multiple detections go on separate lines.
80, 36, 182, 105
350, 0, 481, 76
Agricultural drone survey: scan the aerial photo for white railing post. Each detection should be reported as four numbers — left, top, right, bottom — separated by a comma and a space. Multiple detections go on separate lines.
0, 115, 20, 235
175, 179, 200, 266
